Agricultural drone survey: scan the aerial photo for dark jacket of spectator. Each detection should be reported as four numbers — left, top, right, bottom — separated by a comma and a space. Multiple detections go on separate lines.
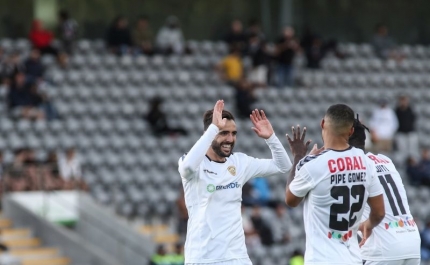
395, 104, 416, 133
58, 10, 78, 54
224, 20, 247, 49
24, 49, 45, 79
8, 74, 30, 109
106, 17, 132, 51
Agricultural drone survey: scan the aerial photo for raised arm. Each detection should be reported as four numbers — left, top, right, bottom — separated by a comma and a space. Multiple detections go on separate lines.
178, 100, 226, 180
244, 110, 292, 180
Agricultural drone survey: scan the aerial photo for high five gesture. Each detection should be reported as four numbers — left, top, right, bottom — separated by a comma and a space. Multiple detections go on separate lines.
250, 109, 274, 139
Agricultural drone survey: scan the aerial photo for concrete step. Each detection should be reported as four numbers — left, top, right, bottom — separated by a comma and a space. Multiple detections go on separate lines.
1, 228, 32, 239
9, 247, 60, 259
3, 238, 41, 249
21, 257, 71, 265
0, 218, 12, 229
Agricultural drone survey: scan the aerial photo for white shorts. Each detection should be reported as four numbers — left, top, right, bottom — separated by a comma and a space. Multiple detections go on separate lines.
364, 258, 420, 265
186, 258, 253, 265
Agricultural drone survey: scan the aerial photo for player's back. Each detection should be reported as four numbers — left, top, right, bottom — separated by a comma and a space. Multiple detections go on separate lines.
294, 147, 382, 265
361, 153, 421, 261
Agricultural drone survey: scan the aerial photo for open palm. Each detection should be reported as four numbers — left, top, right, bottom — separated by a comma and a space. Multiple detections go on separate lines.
250, 109, 274, 139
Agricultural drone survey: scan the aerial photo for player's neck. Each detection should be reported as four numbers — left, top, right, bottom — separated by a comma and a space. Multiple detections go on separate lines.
206, 149, 227, 163
323, 136, 350, 151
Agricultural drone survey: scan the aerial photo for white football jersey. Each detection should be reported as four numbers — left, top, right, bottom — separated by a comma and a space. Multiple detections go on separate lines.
289, 147, 383, 265
178, 124, 291, 264
360, 153, 421, 261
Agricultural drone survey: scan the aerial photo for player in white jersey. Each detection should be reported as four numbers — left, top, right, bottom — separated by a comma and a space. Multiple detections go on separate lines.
178, 100, 291, 265
348, 116, 421, 265
285, 104, 386, 265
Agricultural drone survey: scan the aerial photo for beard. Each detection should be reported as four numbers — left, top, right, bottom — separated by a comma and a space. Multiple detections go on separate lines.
211, 140, 235, 158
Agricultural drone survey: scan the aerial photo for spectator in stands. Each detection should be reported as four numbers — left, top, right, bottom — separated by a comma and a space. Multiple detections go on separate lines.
247, 34, 269, 86
0, 53, 24, 83
241, 205, 261, 250
57, 10, 78, 55
29, 20, 67, 68
251, 206, 274, 246
233, 77, 257, 119
304, 35, 325, 69
369, 98, 398, 153
156, 16, 187, 55
44, 151, 63, 190
24, 48, 45, 81
106, 16, 133, 55
176, 189, 188, 240
4, 149, 32, 192
275, 26, 300, 87
58, 148, 86, 190
372, 24, 404, 62
149, 245, 169, 265
395, 94, 418, 160
245, 19, 265, 41
169, 243, 185, 265
7, 72, 45, 120
217, 45, 243, 84
224, 19, 247, 50
29, 20, 57, 55
268, 203, 291, 244
417, 148, 430, 186
242, 178, 271, 207
132, 16, 154, 56
421, 221, 430, 262
0, 242, 20, 265
406, 156, 422, 186
145, 97, 188, 137
289, 249, 305, 265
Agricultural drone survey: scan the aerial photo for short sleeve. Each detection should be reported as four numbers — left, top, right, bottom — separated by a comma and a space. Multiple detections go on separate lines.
289, 166, 314, 198
367, 160, 384, 197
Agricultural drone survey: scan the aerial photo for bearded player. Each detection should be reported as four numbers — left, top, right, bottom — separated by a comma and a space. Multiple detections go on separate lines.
178, 100, 291, 265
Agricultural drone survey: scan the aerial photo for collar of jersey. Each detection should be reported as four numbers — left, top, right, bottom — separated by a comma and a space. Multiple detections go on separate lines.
327, 145, 353, 152
205, 154, 233, 163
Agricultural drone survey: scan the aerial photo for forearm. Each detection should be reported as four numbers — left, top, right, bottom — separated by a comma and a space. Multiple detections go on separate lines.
179, 124, 218, 174
265, 134, 291, 173
367, 210, 385, 228
287, 156, 303, 186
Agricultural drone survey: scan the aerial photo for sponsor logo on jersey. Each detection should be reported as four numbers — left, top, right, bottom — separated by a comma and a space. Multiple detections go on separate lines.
327, 230, 353, 242
207, 182, 241, 193
384, 217, 416, 230
207, 184, 216, 193
227, 166, 236, 176
204, 169, 217, 175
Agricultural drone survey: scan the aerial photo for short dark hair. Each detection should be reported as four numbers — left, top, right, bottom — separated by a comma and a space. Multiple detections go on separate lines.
203, 109, 235, 130
325, 104, 355, 135
349, 114, 370, 151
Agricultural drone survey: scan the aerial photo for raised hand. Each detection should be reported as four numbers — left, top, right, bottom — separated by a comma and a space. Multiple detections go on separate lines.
250, 109, 274, 139
286, 125, 312, 158
309, 144, 325, 156
212, 100, 227, 129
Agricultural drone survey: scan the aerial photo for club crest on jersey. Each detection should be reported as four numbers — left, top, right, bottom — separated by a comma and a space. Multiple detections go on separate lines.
227, 166, 236, 176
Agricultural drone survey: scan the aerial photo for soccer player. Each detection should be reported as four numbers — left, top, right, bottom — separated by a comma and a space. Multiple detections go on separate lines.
285, 104, 386, 265
178, 100, 291, 265
349, 116, 421, 265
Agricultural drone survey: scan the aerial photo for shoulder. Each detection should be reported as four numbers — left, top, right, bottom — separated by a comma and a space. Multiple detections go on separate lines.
228, 152, 248, 162
178, 153, 188, 163
296, 150, 331, 172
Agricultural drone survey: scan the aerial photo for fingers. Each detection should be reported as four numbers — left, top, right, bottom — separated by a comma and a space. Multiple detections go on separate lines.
296, 125, 301, 140
249, 112, 258, 126
260, 110, 267, 120
254, 109, 262, 121
305, 139, 312, 148
301, 127, 307, 141
359, 236, 367, 248
252, 127, 261, 135
286, 134, 292, 144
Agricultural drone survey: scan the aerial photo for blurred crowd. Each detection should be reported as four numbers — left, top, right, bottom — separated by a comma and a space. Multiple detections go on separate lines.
149, 244, 184, 265
0, 148, 87, 201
